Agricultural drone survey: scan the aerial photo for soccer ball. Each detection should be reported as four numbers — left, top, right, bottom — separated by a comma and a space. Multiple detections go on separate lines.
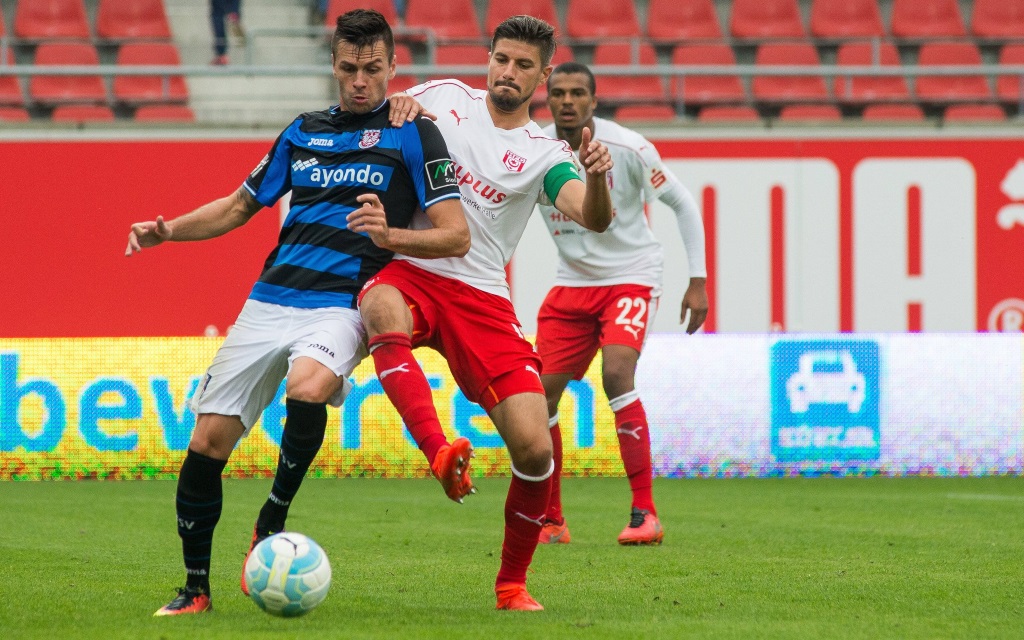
243, 532, 332, 617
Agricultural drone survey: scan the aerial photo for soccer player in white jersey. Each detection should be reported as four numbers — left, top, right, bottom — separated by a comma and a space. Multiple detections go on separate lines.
358, 16, 614, 611
535, 62, 708, 546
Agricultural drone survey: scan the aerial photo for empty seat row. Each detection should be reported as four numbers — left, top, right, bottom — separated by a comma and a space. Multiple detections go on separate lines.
0, 104, 195, 122
6, 0, 171, 41
606, 103, 1011, 122
321, 0, 1024, 43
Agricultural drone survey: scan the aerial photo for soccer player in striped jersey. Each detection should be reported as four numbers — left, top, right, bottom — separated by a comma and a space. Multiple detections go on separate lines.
128, 10, 470, 616
536, 62, 708, 546
360, 16, 614, 611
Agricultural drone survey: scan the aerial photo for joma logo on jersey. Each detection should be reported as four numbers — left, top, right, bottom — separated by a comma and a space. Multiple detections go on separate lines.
299, 163, 395, 189
503, 150, 527, 173
309, 137, 334, 147
454, 163, 507, 204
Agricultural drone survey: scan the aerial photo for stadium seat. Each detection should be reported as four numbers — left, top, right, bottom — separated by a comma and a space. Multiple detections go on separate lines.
698, 105, 760, 121
752, 43, 829, 102
134, 104, 195, 122
404, 0, 481, 41
730, 0, 805, 39
591, 43, 665, 102
810, 0, 885, 38
390, 44, 420, 93
565, 0, 641, 39
14, 0, 91, 39
96, 0, 172, 40
916, 42, 991, 102
0, 48, 23, 106
861, 103, 925, 120
0, 106, 30, 121
531, 46, 574, 105
52, 104, 116, 122
833, 42, 910, 103
428, 44, 489, 88
0, 4, 5, 38
997, 45, 1024, 103
29, 42, 107, 105
113, 42, 188, 104
615, 104, 677, 121
671, 44, 745, 105
890, 0, 965, 38
944, 104, 1007, 121
647, 0, 722, 42
325, 0, 398, 30
485, 0, 560, 35
971, 0, 1024, 38
778, 104, 842, 120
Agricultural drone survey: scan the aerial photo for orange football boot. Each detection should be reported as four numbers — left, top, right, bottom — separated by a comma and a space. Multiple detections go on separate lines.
617, 507, 664, 545
430, 437, 476, 503
495, 582, 544, 611
241, 522, 277, 596
153, 587, 212, 616
538, 519, 571, 544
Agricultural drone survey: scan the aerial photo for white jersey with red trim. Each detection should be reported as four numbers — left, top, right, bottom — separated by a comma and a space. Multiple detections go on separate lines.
400, 80, 578, 297
538, 116, 706, 289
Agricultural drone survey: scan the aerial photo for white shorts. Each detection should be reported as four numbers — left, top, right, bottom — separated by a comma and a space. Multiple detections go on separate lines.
190, 299, 367, 433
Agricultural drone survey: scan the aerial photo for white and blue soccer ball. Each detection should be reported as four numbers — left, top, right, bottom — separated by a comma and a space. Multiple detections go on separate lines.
243, 532, 332, 617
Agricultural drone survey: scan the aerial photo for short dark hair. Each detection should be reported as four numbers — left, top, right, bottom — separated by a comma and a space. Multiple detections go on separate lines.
548, 61, 596, 95
332, 9, 394, 61
491, 15, 556, 67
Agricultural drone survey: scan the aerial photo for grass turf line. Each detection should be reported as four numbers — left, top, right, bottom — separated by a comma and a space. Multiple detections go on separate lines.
0, 476, 1022, 639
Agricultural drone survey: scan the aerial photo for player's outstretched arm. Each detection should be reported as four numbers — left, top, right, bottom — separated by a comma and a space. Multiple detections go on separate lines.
125, 187, 263, 256
386, 92, 437, 126
553, 127, 613, 232
346, 194, 469, 258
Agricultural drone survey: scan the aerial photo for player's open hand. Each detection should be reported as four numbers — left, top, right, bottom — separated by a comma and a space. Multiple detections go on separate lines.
578, 127, 612, 176
348, 194, 390, 248
125, 216, 171, 256
387, 92, 436, 127
680, 278, 709, 334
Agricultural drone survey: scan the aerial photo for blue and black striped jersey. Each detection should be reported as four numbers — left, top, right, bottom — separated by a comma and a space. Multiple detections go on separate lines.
242, 101, 460, 309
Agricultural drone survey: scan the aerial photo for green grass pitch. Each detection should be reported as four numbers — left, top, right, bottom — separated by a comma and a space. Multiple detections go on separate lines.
1, 476, 1023, 639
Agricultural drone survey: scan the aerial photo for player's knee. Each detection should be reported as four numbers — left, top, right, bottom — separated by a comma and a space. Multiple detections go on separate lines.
359, 285, 410, 337
511, 439, 553, 478
286, 377, 337, 404
189, 416, 241, 459
602, 368, 635, 399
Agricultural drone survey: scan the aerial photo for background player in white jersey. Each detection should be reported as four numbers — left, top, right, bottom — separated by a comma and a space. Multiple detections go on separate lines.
360, 16, 613, 611
535, 62, 708, 546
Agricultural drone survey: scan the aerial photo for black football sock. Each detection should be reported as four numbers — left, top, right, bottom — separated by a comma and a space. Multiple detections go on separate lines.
176, 448, 227, 592
257, 398, 328, 534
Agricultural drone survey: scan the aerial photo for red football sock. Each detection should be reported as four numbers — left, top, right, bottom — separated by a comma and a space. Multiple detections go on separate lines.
615, 398, 656, 515
545, 418, 564, 523
496, 469, 552, 586
368, 332, 447, 465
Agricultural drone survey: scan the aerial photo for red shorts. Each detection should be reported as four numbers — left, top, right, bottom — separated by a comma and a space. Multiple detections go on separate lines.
360, 260, 543, 411
536, 284, 658, 379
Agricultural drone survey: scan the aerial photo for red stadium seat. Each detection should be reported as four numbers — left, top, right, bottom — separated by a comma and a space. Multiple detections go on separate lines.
96, 0, 172, 40
916, 42, 991, 102
997, 45, 1024, 103
861, 103, 925, 120
29, 42, 106, 105
0, 48, 23, 106
698, 105, 760, 121
485, 0, 560, 35
0, 4, 6, 37
647, 0, 722, 42
428, 44, 489, 89
0, 106, 30, 121
779, 104, 841, 120
833, 42, 909, 103
565, 0, 641, 39
810, 0, 885, 38
730, 0, 805, 39
325, 0, 398, 29
531, 45, 575, 105
890, 0, 965, 38
944, 104, 1006, 121
14, 0, 91, 39
971, 0, 1024, 38
134, 104, 196, 122
591, 43, 665, 102
615, 104, 677, 121
752, 43, 829, 102
389, 44, 420, 93
52, 104, 115, 122
113, 42, 188, 104
404, 0, 481, 41
671, 44, 745, 105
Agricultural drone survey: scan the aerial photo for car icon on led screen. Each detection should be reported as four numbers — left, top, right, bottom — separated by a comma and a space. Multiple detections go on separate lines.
786, 350, 866, 414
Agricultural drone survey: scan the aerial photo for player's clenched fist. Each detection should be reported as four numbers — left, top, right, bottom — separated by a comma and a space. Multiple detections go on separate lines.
577, 126, 613, 176
125, 216, 171, 256
347, 193, 391, 249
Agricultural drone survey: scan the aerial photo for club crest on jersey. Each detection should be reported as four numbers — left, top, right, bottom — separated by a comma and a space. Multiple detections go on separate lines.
503, 150, 527, 173
359, 129, 382, 149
